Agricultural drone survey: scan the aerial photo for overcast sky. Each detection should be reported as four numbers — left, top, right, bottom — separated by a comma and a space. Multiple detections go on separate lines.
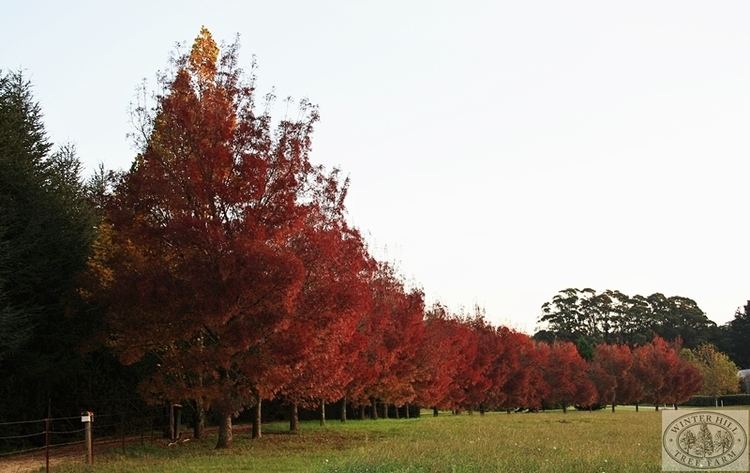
3, 0, 749, 332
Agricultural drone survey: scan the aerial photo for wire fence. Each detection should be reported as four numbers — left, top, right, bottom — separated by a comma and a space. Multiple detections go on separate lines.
0, 408, 166, 472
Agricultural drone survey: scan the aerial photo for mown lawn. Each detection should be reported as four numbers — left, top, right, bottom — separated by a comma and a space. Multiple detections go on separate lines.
50, 407, 747, 473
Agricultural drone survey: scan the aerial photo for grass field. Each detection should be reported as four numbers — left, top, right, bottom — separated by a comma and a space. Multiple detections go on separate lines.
46, 407, 748, 473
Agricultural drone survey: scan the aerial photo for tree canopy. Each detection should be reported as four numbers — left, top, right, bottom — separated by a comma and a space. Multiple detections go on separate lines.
537, 288, 718, 349
682, 344, 740, 401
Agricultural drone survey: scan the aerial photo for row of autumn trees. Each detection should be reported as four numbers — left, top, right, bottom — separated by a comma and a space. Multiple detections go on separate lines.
0, 28, 727, 448
534, 288, 745, 400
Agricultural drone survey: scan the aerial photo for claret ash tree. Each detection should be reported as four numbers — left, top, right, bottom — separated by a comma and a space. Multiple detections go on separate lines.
412, 304, 468, 415
459, 312, 498, 414
343, 262, 424, 419
277, 185, 373, 432
589, 343, 633, 412
101, 28, 331, 448
491, 329, 542, 413
631, 336, 702, 410
541, 341, 597, 413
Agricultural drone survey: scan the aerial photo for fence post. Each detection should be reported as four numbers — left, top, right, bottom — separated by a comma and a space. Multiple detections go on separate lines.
45, 417, 50, 473
120, 412, 125, 452
82, 411, 93, 465
45, 399, 51, 473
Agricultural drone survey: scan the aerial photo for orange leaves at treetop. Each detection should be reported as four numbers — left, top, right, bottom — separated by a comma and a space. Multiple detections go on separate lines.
189, 26, 220, 83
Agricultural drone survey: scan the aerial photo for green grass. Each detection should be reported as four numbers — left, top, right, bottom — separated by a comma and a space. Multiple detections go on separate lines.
50, 407, 750, 473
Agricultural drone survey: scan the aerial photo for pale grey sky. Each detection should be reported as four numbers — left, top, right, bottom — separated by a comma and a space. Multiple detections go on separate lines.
3, 0, 749, 332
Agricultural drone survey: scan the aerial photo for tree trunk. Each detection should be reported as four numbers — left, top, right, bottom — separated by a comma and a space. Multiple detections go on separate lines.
383, 403, 389, 419
635, 402, 639, 412
405, 404, 410, 419
175, 405, 182, 439
433, 407, 438, 417
479, 404, 485, 415
216, 414, 232, 449
655, 403, 659, 412
562, 404, 567, 414
674, 404, 678, 410
252, 400, 262, 439
320, 399, 326, 426
611, 393, 616, 413
359, 404, 366, 420
167, 403, 174, 440
193, 399, 206, 439
395, 405, 400, 419
290, 403, 299, 433
340, 397, 347, 423
371, 398, 378, 420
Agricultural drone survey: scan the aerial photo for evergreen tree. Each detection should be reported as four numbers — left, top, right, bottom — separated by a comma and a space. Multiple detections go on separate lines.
0, 70, 96, 418
720, 301, 750, 369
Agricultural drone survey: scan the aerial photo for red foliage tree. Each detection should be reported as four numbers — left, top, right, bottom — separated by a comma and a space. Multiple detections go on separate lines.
413, 304, 467, 414
493, 331, 543, 412
439, 318, 479, 412
278, 198, 372, 431
103, 28, 324, 448
518, 341, 551, 411
632, 337, 671, 410
381, 291, 425, 415
481, 326, 513, 413
342, 270, 389, 418
665, 356, 703, 408
589, 343, 633, 412
541, 341, 596, 412
447, 312, 493, 413
631, 336, 701, 410
366, 263, 424, 417
342, 262, 423, 419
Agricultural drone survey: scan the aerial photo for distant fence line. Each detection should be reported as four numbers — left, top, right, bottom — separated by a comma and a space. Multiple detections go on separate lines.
682, 393, 750, 407
0, 408, 165, 472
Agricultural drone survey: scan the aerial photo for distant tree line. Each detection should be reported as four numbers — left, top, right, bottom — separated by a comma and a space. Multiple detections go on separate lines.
534, 288, 718, 350
716, 300, 750, 370
0, 29, 746, 451
534, 287, 750, 371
